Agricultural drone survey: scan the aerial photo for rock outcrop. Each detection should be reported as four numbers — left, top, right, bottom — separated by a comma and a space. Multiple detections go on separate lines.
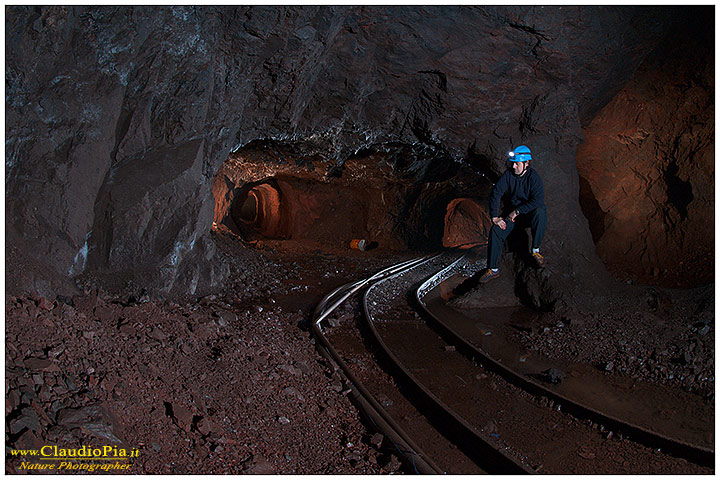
577, 11, 714, 287
6, 6, 703, 298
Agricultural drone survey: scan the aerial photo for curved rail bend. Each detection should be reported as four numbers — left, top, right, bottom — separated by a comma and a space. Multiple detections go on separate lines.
311, 255, 444, 474
363, 253, 534, 474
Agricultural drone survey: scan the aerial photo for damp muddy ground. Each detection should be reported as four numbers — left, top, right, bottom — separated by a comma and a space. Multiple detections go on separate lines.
450, 250, 714, 403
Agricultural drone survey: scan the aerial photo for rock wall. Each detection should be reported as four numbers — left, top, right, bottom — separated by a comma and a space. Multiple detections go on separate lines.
6, 6, 686, 297
577, 10, 714, 287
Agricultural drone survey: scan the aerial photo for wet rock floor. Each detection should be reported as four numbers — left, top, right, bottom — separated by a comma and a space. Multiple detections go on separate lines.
361, 255, 711, 474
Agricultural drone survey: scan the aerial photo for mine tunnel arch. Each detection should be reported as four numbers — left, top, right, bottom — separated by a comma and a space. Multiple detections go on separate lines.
212, 142, 497, 252
228, 179, 290, 240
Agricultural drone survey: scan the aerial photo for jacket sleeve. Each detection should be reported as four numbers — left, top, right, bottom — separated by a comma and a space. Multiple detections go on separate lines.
488, 172, 508, 217
516, 171, 545, 214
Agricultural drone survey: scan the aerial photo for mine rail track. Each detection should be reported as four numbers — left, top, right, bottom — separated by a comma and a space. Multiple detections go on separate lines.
312, 252, 714, 474
415, 253, 715, 469
312, 255, 460, 474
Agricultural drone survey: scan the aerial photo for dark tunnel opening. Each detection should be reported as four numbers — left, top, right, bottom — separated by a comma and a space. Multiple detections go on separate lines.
577, 176, 607, 244
238, 193, 258, 223
229, 182, 287, 240
211, 142, 494, 254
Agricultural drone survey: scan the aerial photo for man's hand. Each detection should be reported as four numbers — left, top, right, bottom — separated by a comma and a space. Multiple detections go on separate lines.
492, 217, 507, 230
508, 209, 518, 222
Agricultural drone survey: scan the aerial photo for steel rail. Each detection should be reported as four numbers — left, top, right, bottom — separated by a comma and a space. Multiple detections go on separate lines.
363, 253, 535, 474
311, 255, 445, 474
314, 256, 431, 331
415, 256, 715, 469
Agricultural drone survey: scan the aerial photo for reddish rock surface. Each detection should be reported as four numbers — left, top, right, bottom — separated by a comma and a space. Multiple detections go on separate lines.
577, 14, 714, 287
212, 141, 491, 253
4, 6, 714, 474
443, 199, 492, 249
5, 239, 408, 474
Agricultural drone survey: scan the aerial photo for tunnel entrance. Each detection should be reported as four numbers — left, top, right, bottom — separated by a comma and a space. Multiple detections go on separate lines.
230, 182, 286, 239
210, 143, 412, 252
212, 140, 493, 254
238, 194, 257, 222
216, 173, 408, 251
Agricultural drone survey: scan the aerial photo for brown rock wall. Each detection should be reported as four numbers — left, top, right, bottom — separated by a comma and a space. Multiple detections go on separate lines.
577, 13, 714, 287
5, 6, 688, 296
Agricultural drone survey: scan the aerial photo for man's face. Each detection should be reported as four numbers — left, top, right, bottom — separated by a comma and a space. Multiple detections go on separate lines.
511, 161, 527, 176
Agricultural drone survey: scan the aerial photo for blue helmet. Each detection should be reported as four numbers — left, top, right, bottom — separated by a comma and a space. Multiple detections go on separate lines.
508, 145, 532, 162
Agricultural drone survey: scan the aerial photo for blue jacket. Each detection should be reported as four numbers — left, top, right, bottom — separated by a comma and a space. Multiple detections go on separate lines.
488, 167, 545, 218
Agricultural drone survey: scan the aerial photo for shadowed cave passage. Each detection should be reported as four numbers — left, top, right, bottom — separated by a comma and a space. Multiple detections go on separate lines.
577, 176, 607, 245
4, 5, 715, 476
224, 176, 387, 246
211, 143, 494, 253
231, 182, 286, 239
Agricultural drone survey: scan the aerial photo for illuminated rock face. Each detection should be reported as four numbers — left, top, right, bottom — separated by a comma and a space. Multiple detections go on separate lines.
577, 15, 714, 287
443, 199, 492, 250
5, 6, 709, 297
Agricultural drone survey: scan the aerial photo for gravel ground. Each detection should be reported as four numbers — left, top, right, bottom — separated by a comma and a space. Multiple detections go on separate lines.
5, 237, 713, 474
448, 251, 714, 402
5, 234, 412, 474
516, 285, 714, 401
5, 293, 382, 474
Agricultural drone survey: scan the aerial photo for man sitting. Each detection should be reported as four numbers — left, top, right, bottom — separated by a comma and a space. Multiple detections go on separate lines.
479, 145, 547, 283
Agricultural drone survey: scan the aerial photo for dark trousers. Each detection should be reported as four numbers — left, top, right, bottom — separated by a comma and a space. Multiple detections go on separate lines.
488, 206, 547, 269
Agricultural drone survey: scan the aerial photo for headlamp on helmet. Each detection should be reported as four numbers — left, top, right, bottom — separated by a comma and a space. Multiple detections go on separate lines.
508, 145, 532, 162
